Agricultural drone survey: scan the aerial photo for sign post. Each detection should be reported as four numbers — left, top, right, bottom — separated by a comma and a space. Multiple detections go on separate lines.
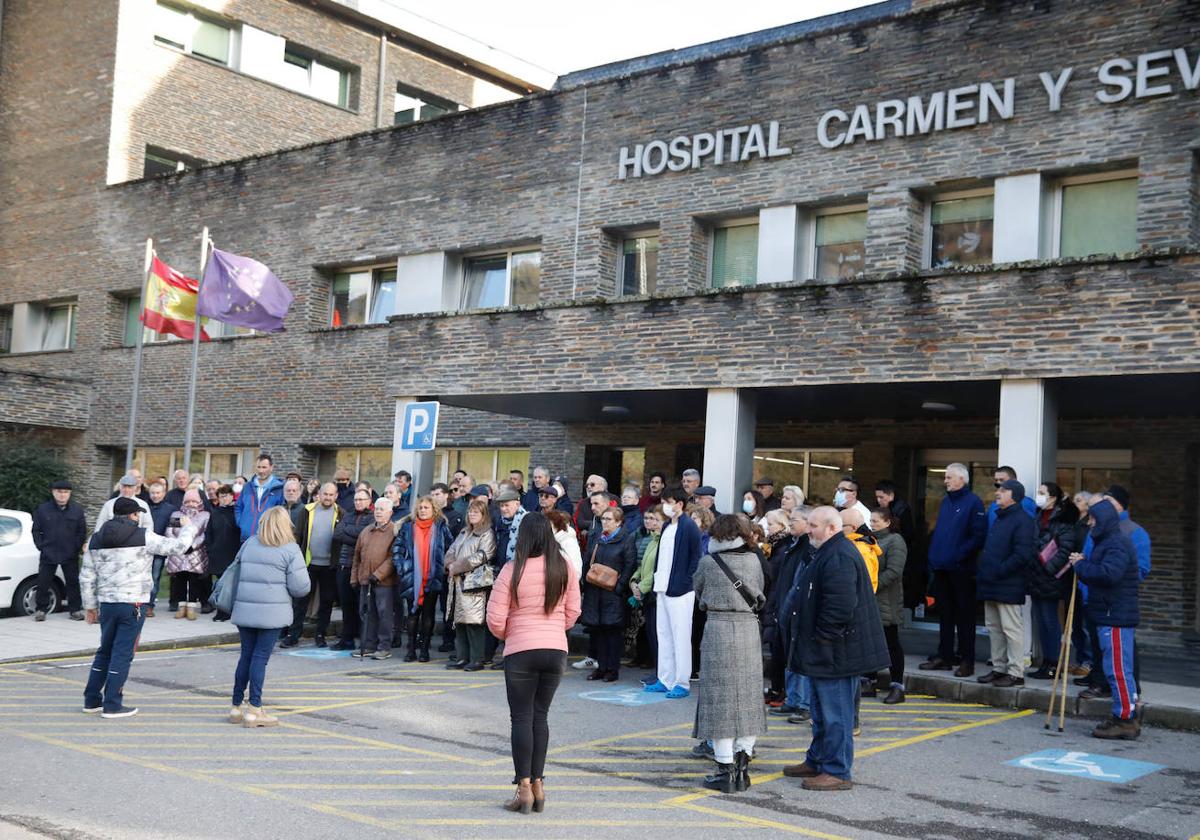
392, 398, 439, 495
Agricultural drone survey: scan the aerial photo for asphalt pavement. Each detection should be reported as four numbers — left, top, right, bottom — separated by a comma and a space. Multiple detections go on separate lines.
1, 643, 1197, 839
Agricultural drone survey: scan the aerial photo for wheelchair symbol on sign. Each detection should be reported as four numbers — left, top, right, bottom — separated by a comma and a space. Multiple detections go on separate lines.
1017, 751, 1122, 779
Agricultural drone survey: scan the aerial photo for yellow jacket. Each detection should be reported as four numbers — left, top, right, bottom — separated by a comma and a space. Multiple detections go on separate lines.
846, 531, 881, 592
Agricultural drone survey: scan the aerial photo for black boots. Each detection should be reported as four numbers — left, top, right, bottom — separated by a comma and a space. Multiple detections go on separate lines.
734, 749, 751, 791
702, 750, 751, 793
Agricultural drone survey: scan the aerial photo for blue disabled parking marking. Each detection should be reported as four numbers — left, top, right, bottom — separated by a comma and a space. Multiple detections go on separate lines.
1008, 749, 1164, 783
578, 688, 669, 707
284, 648, 353, 659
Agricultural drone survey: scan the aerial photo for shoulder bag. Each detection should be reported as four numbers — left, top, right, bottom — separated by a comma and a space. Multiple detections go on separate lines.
709, 551, 763, 613
210, 556, 242, 615
585, 544, 619, 592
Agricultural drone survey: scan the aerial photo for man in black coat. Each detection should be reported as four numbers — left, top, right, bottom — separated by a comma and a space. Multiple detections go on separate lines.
329, 488, 374, 650
145, 480, 177, 616
766, 508, 812, 713
784, 506, 888, 791
32, 480, 88, 620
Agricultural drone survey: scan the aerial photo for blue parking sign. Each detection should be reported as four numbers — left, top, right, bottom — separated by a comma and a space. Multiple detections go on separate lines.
400, 401, 439, 451
1008, 749, 1164, 784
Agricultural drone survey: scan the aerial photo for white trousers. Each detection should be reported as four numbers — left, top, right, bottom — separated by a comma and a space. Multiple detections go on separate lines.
712, 736, 757, 764
656, 591, 695, 690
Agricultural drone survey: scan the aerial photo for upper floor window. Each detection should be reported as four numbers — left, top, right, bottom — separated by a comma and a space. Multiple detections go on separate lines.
1054, 173, 1138, 258
620, 233, 659, 296
39, 302, 77, 351
280, 46, 351, 108
394, 84, 460, 126
124, 296, 177, 346
143, 146, 205, 178
154, 2, 233, 66
0, 306, 11, 354
710, 221, 758, 288
927, 192, 994, 268
462, 250, 540, 311
330, 267, 396, 327
812, 208, 867, 280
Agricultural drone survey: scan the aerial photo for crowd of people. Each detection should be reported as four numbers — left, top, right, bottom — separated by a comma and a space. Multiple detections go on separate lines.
31, 454, 1147, 801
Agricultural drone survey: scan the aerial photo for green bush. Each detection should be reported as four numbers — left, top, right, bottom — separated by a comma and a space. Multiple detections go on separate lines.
0, 437, 73, 513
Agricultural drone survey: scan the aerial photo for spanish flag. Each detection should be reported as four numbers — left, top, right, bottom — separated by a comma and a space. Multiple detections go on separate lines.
142, 256, 208, 341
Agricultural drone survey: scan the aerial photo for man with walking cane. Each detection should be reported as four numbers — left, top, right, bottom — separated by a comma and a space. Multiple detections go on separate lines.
351, 497, 398, 660
1067, 498, 1141, 740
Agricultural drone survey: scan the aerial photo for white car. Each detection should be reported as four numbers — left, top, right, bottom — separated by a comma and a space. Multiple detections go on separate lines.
0, 509, 65, 617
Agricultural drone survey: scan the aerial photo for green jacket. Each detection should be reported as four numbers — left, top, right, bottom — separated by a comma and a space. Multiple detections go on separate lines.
631, 532, 660, 596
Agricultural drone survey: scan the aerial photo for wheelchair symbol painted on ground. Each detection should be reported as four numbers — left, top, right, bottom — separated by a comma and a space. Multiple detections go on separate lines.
1008, 749, 1164, 784
578, 688, 668, 706
284, 648, 353, 659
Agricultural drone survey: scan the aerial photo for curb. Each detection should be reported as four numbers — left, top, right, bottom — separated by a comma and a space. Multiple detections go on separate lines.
903, 672, 1200, 733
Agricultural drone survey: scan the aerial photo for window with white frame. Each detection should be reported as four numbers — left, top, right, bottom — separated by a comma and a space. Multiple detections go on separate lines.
123, 295, 179, 346
394, 84, 460, 126
927, 191, 994, 268
812, 208, 867, 280
126, 447, 259, 483
461, 250, 541, 311
619, 232, 659, 296
1053, 171, 1138, 258
710, 221, 758, 288
279, 46, 351, 108
433, 448, 531, 485
0, 306, 11, 354
154, 2, 234, 66
330, 267, 396, 327
317, 448, 392, 490
39, 302, 77, 351
143, 146, 205, 179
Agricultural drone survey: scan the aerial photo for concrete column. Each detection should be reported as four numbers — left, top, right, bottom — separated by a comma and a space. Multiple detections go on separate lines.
391, 396, 435, 495
756, 205, 799, 284
993, 173, 1043, 263
998, 378, 1057, 667
702, 388, 756, 514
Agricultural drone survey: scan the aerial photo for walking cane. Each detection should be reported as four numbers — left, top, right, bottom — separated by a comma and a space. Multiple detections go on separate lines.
1056, 576, 1078, 732
359, 579, 373, 660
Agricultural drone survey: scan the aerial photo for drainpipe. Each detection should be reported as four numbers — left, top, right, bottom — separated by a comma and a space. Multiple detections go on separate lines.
375, 31, 387, 128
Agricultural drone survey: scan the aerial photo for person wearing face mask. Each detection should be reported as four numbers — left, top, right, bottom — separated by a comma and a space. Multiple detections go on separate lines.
166, 490, 211, 621
332, 468, 355, 513
832, 478, 873, 530
742, 490, 766, 527
644, 487, 703, 699
205, 485, 241, 620
1025, 481, 1078, 680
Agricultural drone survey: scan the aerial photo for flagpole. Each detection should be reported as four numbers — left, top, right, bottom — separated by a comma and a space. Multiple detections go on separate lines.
124, 238, 154, 473
182, 227, 209, 473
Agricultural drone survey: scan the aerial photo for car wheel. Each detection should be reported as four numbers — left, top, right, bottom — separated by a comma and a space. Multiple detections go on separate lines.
13, 578, 59, 617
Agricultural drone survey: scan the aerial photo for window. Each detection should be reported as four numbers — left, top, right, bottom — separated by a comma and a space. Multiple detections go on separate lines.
752, 449, 854, 506
127, 448, 257, 483
1055, 174, 1138, 258
280, 46, 351, 108
0, 515, 21, 548
434, 448, 531, 484
0, 306, 11, 354
154, 2, 233, 65
461, 250, 540, 311
39, 303, 77, 351
813, 209, 867, 280
394, 84, 460, 126
124, 296, 180, 346
317, 448, 392, 490
143, 146, 205, 179
330, 267, 396, 327
928, 192, 994, 268
710, 222, 758, 288
619, 234, 659, 295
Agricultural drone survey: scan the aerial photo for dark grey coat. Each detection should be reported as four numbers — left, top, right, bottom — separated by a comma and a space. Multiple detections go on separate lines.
874, 530, 908, 627
230, 538, 310, 629
691, 539, 767, 741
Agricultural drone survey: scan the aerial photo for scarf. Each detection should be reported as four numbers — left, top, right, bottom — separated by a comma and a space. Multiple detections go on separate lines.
413, 517, 433, 605
599, 526, 623, 544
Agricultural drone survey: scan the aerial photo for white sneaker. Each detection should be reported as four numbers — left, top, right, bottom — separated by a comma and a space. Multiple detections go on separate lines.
571, 657, 598, 670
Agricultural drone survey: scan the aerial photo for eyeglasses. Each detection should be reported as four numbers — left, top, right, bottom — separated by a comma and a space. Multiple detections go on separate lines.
993, 482, 1003, 488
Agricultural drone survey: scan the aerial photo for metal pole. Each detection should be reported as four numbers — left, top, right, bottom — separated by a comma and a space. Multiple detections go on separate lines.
182, 227, 209, 472
124, 239, 154, 473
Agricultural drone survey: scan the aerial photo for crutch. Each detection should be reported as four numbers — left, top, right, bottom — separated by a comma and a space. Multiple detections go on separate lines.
1045, 573, 1077, 731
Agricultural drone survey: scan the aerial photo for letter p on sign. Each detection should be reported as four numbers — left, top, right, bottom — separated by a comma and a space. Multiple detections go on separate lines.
401, 401, 440, 451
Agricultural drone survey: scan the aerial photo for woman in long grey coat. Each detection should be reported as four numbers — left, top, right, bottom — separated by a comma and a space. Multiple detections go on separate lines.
228, 507, 310, 728
692, 514, 767, 793
444, 498, 496, 671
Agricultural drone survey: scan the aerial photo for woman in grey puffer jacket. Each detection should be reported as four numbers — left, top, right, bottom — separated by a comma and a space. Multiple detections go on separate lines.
228, 507, 310, 728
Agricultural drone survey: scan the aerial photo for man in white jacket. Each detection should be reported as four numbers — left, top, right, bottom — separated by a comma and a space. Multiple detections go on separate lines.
80, 497, 197, 718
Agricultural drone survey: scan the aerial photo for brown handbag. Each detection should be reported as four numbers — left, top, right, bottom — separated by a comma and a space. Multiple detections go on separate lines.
585, 545, 620, 592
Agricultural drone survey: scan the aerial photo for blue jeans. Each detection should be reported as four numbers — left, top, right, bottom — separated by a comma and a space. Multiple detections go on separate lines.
84, 603, 146, 712
233, 627, 280, 708
149, 556, 165, 607
806, 676, 858, 780
1031, 597, 1062, 667
785, 668, 811, 711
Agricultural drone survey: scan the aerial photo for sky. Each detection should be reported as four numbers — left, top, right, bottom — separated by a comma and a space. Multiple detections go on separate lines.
381, 0, 879, 76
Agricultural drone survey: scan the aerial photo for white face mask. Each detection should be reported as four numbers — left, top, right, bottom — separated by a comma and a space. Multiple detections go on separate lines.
1035, 494, 1050, 509
833, 490, 847, 508
661, 503, 676, 519
232, 481, 244, 493
742, 499, 756, 515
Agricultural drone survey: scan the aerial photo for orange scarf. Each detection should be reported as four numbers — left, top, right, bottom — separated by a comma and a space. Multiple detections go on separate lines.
413, 517, 433, 605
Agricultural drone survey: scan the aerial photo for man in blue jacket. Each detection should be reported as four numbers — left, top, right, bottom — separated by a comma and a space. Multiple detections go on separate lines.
644, 486, 702, 699
32, 480, 88, 621
1068, 498, 1140, 739
783, 506, 889, 791
976, 480, 1036, 688
985, 466, 1037, 529
919, 463, 987, 677
234, 454, 285, 542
